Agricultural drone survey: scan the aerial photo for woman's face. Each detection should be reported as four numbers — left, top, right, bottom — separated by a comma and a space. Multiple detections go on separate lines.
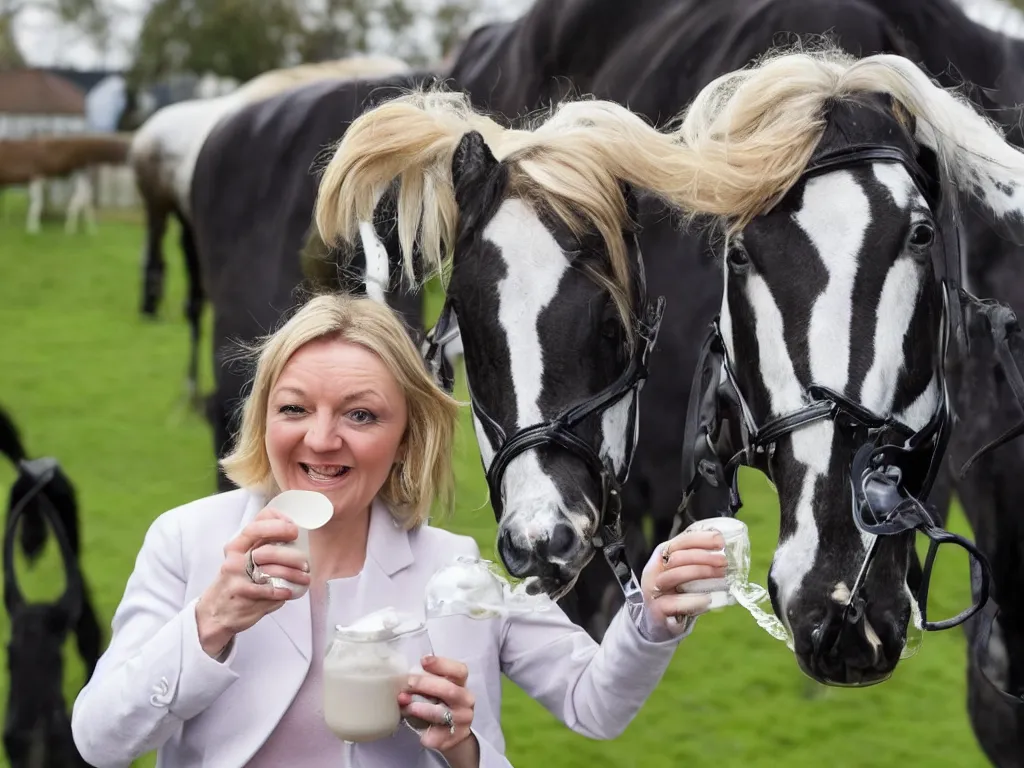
265, 336, 408, 518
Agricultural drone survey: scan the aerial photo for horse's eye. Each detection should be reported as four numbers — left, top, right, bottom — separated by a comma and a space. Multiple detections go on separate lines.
726, 244, 750, 273
908, 222, 935, 249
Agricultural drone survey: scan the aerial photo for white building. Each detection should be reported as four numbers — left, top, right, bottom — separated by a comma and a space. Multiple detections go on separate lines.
0, 69, 87, 139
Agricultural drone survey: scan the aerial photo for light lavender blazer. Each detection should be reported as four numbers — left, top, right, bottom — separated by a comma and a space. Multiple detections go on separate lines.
71, 489, 690, 767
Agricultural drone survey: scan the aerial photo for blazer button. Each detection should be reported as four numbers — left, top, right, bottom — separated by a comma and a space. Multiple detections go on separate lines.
149, 676, 172, 707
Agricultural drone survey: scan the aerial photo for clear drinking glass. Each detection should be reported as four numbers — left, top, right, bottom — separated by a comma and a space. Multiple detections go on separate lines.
678, 516, 751, 608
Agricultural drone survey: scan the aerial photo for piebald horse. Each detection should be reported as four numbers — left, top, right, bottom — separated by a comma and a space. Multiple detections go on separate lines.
129, 54, 410, 409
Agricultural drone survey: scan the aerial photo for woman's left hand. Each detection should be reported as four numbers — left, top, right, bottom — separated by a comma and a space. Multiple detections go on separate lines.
398, 655, 479, 765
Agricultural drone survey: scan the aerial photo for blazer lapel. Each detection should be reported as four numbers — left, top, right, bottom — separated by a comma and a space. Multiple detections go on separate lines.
348, 499, 416, 622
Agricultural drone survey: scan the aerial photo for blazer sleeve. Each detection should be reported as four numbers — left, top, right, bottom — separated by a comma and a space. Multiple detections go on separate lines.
71, 510, 241, 767
498, 576, 690, 741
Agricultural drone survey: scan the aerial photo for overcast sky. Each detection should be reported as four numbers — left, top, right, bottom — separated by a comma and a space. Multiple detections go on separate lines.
13, 0, 532, 71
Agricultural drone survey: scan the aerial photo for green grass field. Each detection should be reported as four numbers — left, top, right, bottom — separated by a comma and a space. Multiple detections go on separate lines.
0, 199, 992, 766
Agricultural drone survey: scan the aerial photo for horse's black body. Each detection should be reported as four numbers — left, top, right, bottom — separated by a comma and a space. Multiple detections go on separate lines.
190, 73, 434, 490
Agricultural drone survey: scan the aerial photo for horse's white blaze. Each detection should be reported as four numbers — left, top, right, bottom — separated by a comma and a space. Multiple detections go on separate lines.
485, 198, 587, 543
862, 165, 928, 418
760, 173, 871, 625
358, 221, 390, 303
797, 171, 867, 392
741, 274, 824, 623
872, 163, 916, 210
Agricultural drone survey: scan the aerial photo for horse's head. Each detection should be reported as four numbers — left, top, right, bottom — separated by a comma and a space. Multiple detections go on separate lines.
672, 48, 1024, 686
313, 91, 664, 599
439, 130, 662, 597
719, 93, 943, 686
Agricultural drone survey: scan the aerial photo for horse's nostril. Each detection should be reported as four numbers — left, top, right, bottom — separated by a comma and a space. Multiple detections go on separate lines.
497, 527, 538, 578
548, 522, 577, 559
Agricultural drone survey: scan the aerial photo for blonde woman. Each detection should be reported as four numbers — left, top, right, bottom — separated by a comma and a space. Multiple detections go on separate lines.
71, 294, 726, 768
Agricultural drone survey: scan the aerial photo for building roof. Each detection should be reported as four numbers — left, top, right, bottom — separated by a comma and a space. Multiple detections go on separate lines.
0, 69, 85, 115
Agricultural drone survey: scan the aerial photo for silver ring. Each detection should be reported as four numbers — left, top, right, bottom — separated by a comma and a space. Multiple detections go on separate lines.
441, 708, 455, 735
245, 549, 268, 584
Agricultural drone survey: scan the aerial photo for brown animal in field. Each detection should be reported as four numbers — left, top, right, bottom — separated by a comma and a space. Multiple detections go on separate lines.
0, 132, 132, 234
0, 133, 131, 186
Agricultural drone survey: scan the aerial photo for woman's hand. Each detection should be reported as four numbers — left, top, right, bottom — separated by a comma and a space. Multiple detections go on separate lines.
398, 655, 479, 766
640, 529, 728, 638
195, 507, 311, 658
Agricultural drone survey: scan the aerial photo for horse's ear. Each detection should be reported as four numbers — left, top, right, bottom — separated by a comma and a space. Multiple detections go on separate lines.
452, 130, 499, 214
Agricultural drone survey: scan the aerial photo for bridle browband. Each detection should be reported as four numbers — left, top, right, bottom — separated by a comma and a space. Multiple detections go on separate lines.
423, 235, 666, 602
678, 140, 1024, 696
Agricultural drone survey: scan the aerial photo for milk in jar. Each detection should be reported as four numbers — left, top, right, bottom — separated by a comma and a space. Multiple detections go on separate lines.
322, 608, 426, 743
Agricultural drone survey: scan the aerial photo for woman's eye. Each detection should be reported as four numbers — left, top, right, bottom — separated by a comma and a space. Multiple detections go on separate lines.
350, 409, 376, 424
279, 404, 305, 415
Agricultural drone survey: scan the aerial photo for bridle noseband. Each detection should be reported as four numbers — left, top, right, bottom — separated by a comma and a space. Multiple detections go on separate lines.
423, 237, 666, 601
678, 142, 1024, 674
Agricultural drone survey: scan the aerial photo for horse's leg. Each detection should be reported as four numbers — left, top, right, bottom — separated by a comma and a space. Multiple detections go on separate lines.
26, 177, 44, 234
178, 216, 204, 412
140, 198, 169, 317
65, 172, 92, 235
209, 312, 247, 492
82, 172, 97, 235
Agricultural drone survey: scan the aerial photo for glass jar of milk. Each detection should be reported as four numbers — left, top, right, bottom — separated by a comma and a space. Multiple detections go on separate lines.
323, 608, 432, 743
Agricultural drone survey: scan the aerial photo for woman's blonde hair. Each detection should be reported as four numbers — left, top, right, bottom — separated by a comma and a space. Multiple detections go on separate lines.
220, 293, 459, 528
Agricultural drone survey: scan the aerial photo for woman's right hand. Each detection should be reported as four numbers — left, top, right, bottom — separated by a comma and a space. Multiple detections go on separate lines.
195, 507, 311, 658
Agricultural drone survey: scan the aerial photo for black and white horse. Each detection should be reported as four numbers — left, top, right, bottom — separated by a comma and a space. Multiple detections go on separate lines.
658, 47, 1024, 689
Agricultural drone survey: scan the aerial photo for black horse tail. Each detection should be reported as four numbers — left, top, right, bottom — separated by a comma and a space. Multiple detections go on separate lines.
0, 404, 49, 561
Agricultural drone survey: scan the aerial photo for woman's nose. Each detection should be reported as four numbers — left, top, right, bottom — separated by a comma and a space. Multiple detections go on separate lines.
304, 415, 342, 451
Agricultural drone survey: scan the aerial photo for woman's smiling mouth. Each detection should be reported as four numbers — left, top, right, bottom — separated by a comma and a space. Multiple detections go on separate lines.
300, 463, 351, 484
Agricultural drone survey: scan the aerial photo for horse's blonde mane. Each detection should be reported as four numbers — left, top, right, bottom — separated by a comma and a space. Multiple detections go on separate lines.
315, 45, 1024, 336
235, 55, 410, 104
673, 46, 1024, 228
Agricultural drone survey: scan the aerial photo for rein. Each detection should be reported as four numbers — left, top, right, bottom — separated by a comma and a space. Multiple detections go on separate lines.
3, 458, 84, 629
423, 237, 666, 603
677, 141, 1024, 700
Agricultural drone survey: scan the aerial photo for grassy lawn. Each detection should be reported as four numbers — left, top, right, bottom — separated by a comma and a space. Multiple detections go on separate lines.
0, 198, 991, 766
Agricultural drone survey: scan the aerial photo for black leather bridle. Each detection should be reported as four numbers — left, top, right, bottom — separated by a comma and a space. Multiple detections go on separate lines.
677, 142, 1024, 678
423, 238, 666, 601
